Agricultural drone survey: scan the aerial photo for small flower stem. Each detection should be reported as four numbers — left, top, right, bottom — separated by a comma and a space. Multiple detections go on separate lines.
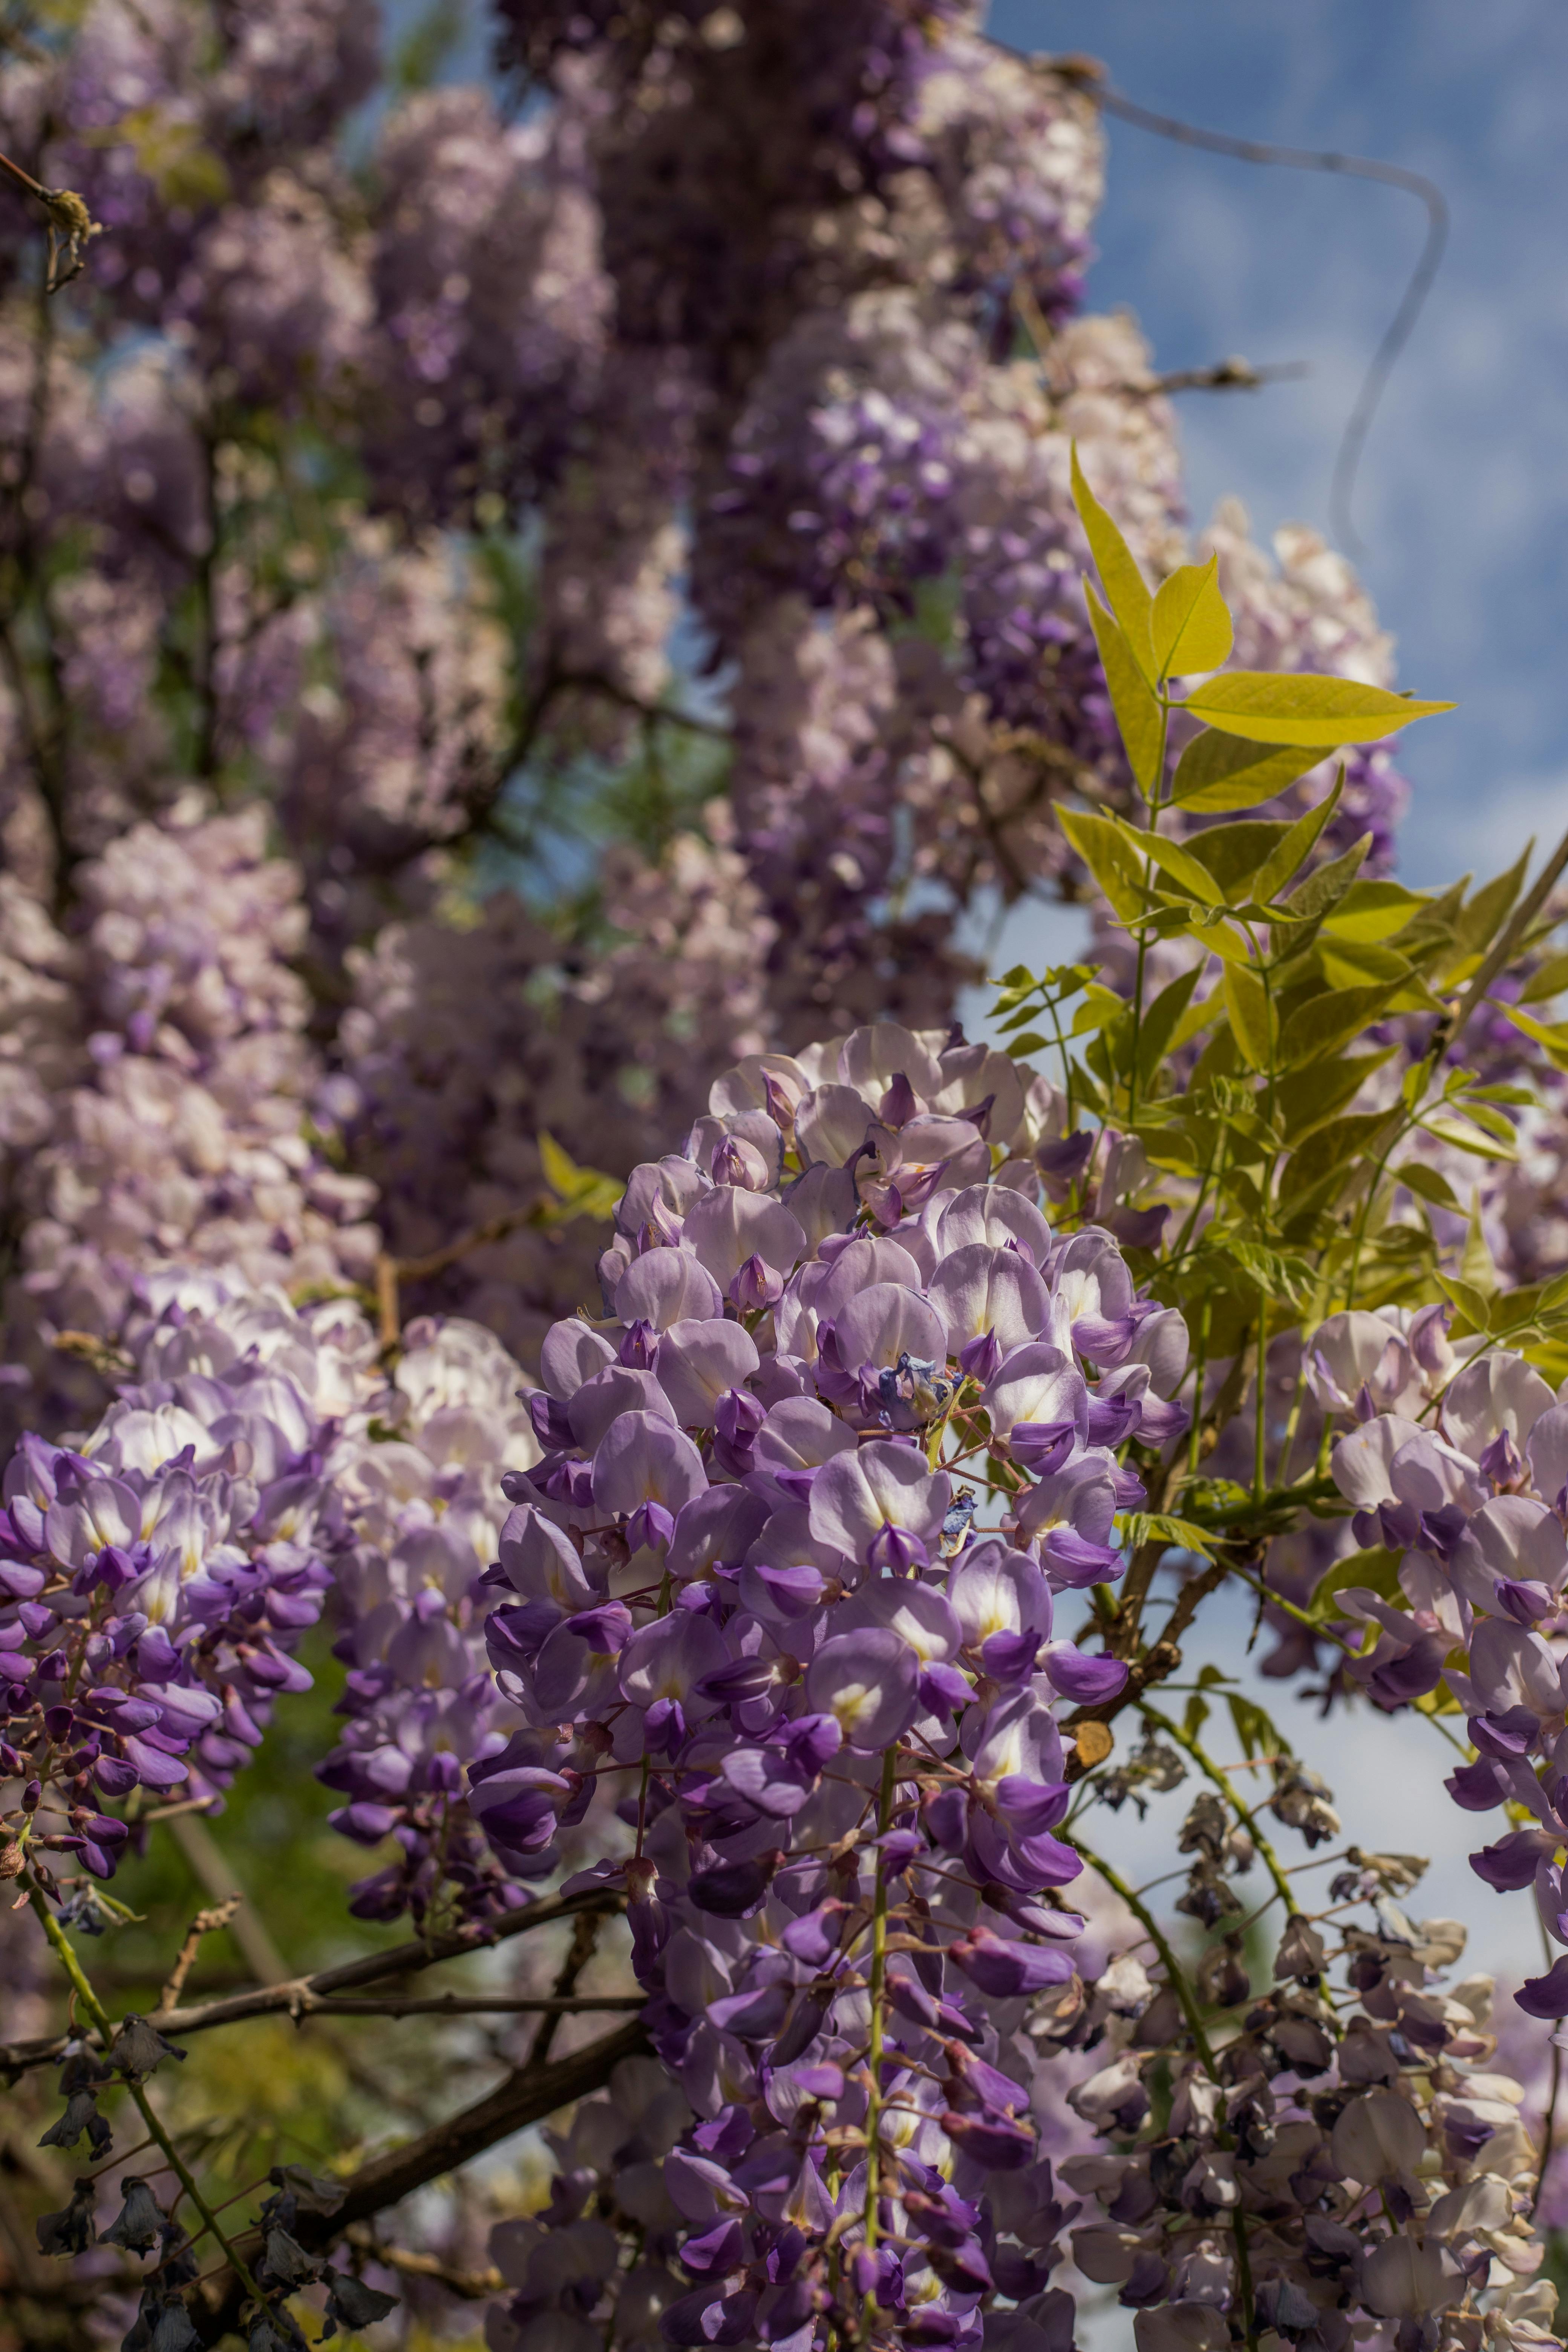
25, 1877, 265, 2301
1068, 1838, 1258, 2350
1138, 1704, 1295, 1917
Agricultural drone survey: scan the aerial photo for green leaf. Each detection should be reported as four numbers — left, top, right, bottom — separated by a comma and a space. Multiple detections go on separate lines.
1277, 1050, 1394, 1144
1168, 728, 1326, 813
1394, 1159, 1461, 1211
1461, 1192, 1501, 1295
1251, 773, 1344, 906
1118, 1511, 1217, 1561
1071, 443, 1156, 677
1520, 952, 1568, 1005
1084, 581, 1164, 792
1225, 1237, 1315, 1309
1279, 1111, 1396, 1207
1321, 879, 1429, 944
1227, 1692, 1292, 1762
1057, 804, 1148, 924
1317, 936, 1415, 991
1179, 819, 1294, 902
1151, 554, 1233, 680
1182, 671, 1455, 748
1435, 1273, 1493, 1332
1455, 844, 1532, 959
1222, 963, 1273, 1071
1119, 815, 1226, 906
1277, 978, 1402, 1067
538, 1132, 623, 1223
1493, 1000, 1568, 1074
1417, 1113, 1517, 1161
1310, 1545, 1403, 1616
1279, 833, 1374, 927
1001, 1031, 1050, 1058
1183, 1692, 1211, 1741
1137, 965, 1205, 1090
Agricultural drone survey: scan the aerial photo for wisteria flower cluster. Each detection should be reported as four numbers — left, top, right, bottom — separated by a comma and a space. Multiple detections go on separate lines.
477, 1017, 1189, 2344
1318, 1322, 1568, 2018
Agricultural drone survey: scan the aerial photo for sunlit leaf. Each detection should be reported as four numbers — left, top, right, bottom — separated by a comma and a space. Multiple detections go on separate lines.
1083, 581, 1164, 791
1221, 963, 1272, 1071
1151, 554, 1233, 680
1057, 804, 1147, 923
1071, 443, 1156, 678
1168, 727, 1325, 813
1182, 671, 1455, 749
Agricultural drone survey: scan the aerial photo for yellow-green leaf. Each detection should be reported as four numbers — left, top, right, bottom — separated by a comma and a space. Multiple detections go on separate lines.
1277, 979, 1403, 1067
1395, 1159, 1461, 1211
1519, 952, 1568, 1005
1071, 443, 1155, 678
1182, 671, 1455, 749
1084, 580, 1164, 792
1151, 554, 1233, 681
1222, 963, 1274, 1070
1494, 1001, 1568, 1073
1251, 772, 1344, 906
1117, 815, 1225, 906
1057, 804, 1147, 924
1317, 936, 1415, 991
1168, 728, 1325, 813
1418, 1113, 1516, 1161
1321, 879, 1429, 944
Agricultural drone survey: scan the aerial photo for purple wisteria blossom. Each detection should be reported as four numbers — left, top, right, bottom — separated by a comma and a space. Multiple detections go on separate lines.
480, 1018, 1187, 2347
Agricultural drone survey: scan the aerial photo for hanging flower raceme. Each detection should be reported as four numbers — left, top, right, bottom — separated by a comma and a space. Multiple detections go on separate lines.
313, 1313, 548, 1930
1315, 1316, 1568, 2019
0, 1273, 384, 1898
478, 1019, 1190, 2349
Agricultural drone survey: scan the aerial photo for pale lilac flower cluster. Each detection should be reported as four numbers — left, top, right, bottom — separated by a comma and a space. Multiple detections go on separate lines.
315, 1314, 550, 1929
478, 1020, 1189, 2345
1316, 1323, 1568, 2018
338, 807, 774, 1363
0, 799, 378, 1440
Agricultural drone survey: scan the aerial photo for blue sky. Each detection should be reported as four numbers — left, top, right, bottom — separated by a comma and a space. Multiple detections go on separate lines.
988, 0, 1568, 894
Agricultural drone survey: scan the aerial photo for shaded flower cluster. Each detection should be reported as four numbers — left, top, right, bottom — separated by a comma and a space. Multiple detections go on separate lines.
1057, 1881, 1555, 2352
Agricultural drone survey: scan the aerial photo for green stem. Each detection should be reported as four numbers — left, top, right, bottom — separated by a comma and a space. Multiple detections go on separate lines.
1126, 705, 1170, 1130
861, 1747, 898, 2317
1253, 1279, 1270, 1508
26, 1879, 264, 2300
1187, 1290, 1213, 1481
1069, 1836, 1216, 2071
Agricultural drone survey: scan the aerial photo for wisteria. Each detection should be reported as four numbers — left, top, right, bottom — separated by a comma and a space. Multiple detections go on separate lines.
481, 1016, 1174, 2347
3, 3, 1568, 2350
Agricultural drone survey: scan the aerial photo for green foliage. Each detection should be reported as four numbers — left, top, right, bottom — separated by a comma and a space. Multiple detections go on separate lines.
990, 460, 1568, 1565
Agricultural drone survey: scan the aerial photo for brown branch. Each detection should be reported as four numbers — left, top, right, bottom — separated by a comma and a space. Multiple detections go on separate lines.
187, 2015, 652, 2345
1118, 358, 1311, 397
0, 1884, 625, 2077
526, 1901, 603, 2069
1063, 1559, 1230, 1782
155, 1896, 242, 2018
278, 1993, 640, 2020
393, 1196, 548, 1286
341, 2223, 504, 2300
